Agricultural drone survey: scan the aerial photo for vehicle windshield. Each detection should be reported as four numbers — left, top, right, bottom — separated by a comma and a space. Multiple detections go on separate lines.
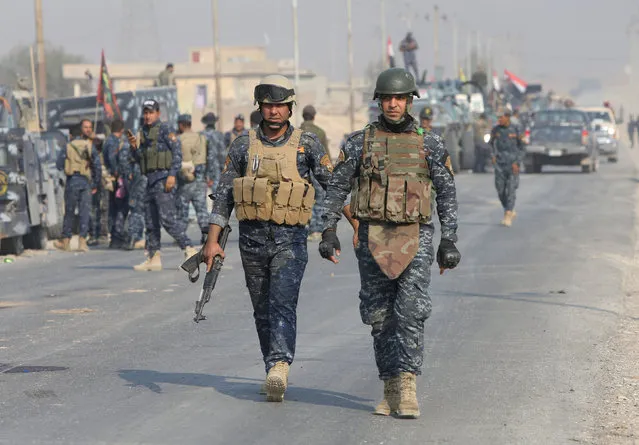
534, 111, 585, 126
585, 111, 612, 122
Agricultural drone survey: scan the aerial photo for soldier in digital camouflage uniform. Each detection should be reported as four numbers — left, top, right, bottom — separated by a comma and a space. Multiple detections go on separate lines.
54, 119, 102, 252
490, 107, 525, 227
300, 104, 329, 242
200, 112, 224, 192
119, 143, 147, 251
224, 114, 248, 149
176, 114, 210, 244
102, 119, 130, 249
127, 99, 197, 271
202, 75, 334, 403
319, 68, 461, 419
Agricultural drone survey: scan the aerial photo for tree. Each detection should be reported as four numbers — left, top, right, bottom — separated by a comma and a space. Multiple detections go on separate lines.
0, 44, 87, 98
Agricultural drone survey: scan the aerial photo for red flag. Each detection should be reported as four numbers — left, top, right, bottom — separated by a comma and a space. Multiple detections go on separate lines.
387, 36, 396, 68
504, 69, 527, 94
96, 50, 121, 121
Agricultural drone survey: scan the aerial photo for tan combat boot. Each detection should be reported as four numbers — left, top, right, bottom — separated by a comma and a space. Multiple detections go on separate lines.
397, 372, 420, 419
184, 246, 199, 260
265, 361, 289, 402
501, 211, 512, 227
53, 238, 71, 252
133, 239, 145, 249
373, 376, 399, 416
77, 237, 89, 252
133, 252, 162, 272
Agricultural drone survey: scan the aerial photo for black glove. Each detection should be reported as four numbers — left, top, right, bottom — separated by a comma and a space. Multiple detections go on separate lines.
437, 239, 461, 270
319, 229, 341, 260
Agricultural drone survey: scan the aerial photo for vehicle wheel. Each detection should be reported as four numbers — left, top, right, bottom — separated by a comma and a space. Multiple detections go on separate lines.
608, 156, 618, 163
1, 236, 25, 256
24, 225, 48, 250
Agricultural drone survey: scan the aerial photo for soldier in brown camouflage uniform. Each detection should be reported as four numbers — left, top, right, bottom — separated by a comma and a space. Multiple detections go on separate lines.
319, 68, 461, 419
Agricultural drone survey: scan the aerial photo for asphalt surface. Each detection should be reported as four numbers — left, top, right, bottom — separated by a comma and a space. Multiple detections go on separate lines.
1, 148, 637, 444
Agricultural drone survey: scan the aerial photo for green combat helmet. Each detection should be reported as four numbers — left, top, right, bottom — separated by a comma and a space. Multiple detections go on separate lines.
419, 106, 433, 120
373, 68, 420, 100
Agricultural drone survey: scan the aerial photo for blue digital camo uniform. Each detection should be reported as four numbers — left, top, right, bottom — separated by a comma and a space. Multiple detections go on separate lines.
118, 140, 146, 243
209, 124, 333, 373
56, 137, 101, 239
132, 121, 192, 256
322, 115, 458, 379
176, 132, 210, 235
201, 126, 225, 190
490, 124, 525, 211
103, 133, 129, 244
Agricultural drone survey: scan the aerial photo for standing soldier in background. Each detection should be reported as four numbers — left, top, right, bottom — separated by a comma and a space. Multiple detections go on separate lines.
419, 106, 433, 132
127, 99, 197, 271
224, 114, 247, 148
300, 104, 329, 242
399, 32, 420, 80
202, 75, 334, 403
102, 119, 129, 249
156, 63, 176, 87
319, 68, 461, 419
473, 113, 491, 173
490, 107, 524, 227
200, 112, 224, 191
120, 139, 147, 251
54, 119, 102, 252
176, 114, 210, 245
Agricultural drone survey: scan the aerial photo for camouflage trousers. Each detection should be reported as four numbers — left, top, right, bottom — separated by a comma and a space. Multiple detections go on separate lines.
110, 191, 129, 244
90, 186, 110, 239
355, 221, 434, 380
145, 178, 192, 256
308, 174, 326, 233
176, 179, 209, 234
62, 175, 92, 239
127, 175, 147, 243
494, 164, 519, 211
238, 221, 308, 373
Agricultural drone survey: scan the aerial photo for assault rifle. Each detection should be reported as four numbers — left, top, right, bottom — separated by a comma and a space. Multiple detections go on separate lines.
180, 225, 232, 323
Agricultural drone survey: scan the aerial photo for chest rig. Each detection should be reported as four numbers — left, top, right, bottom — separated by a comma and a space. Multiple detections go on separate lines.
233, 128, 315, 226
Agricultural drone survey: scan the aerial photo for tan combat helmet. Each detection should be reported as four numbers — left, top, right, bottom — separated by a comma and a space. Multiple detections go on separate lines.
254, 75, 296, 105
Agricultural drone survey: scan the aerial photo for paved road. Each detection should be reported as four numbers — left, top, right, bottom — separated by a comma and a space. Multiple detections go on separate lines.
1, 149, 637, 444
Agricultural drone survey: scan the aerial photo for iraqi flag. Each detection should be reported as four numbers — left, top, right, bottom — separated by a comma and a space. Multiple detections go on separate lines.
504, 69, 527, 94
387, 36, 395, 68
96, 50, 122, 121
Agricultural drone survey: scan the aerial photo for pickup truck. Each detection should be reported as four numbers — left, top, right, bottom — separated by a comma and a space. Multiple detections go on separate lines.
524, 109, 599, 174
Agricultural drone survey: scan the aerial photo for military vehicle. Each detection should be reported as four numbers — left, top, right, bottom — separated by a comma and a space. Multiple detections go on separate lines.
46, 86, 179, 134
0, 84, 65, 255
367, 79, 484, 172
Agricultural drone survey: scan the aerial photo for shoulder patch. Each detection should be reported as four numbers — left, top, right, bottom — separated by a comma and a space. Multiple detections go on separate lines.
297, 146, 305, 154
444, 155, 454, 176
221, 155, 232, 173
168, 132, 177, 142
320, 153, 333, 172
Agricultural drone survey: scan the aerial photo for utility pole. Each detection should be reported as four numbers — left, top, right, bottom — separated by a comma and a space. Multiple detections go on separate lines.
452, 18, 458, 79
433, 5, 440, 79
292, 0, 301, 126
380, 0, 387, 69
466, 31, 472, 79
34, 0, 47, 100
347, 0, 355, 132
476, 30, 482, 71
211, 0, 223, 131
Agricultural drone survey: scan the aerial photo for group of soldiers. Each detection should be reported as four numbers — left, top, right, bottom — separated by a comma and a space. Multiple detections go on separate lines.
51, 66, 526, 419
197, 69, 460, 418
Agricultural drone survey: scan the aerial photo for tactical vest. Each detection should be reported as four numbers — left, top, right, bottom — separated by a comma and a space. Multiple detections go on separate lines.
179, 132, 206, 166
139, 125, 172, 173
351, 126, 432, 224
64, 140, 92, 180
233, 129, 315, 226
